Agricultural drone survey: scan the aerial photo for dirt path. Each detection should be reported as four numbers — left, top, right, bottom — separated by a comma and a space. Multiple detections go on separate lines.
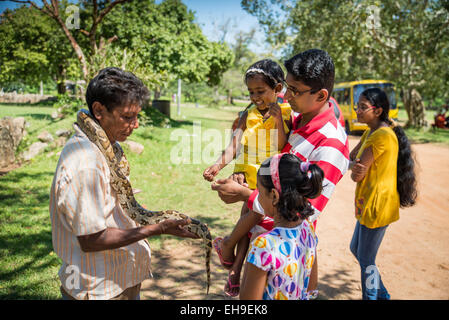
141, 136, 449, 300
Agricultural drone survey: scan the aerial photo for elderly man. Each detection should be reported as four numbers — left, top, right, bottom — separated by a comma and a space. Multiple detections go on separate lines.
50, 67, 197, 300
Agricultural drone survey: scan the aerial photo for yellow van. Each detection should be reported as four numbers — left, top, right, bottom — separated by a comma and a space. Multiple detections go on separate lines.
333, 80, 398, 133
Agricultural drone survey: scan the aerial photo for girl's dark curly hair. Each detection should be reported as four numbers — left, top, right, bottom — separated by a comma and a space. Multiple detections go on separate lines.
361, 88, 418, 207
257, 153, 324, 221
244, 59, 285, 89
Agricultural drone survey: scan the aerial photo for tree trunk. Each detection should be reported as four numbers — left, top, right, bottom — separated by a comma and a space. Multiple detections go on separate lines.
57, 82, 66, 95
56, 65, 67, 95
154, 87, 161, 100
403, 87, 426, 128
52, 15, 89, 81
214, 86, 220, 103
8, 0, 132, 83
227, 88, 232, 105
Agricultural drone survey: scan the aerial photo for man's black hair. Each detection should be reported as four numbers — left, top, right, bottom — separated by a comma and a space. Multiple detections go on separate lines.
86, 67, 150, 117
284, 49, 335, 98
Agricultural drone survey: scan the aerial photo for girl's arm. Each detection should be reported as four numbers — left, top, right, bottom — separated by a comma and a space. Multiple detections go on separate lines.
203, 112, 247, 181
348, 140, 363, 170
350, 145, 374, 182
349, 139, 363, 161
268, 103, 288, 150
218, 111, 247, 166
240, 262, 267, 300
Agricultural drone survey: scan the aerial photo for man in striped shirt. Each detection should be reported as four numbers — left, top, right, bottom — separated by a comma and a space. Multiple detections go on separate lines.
212, 49, 349, 298
50, 67, 197, 300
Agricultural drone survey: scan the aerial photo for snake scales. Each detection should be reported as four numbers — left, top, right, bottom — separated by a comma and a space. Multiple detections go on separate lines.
76, 109, 212, 294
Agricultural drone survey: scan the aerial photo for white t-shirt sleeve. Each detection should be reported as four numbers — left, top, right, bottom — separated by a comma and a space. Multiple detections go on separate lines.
251, 193, 265, 216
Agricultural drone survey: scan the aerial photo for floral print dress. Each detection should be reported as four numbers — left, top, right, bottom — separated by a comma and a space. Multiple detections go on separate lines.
246, 219, 318, 300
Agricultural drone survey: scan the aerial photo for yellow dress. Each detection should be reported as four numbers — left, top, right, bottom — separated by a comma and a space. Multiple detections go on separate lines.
355, 127, 400, 228
234, 103, 291, 190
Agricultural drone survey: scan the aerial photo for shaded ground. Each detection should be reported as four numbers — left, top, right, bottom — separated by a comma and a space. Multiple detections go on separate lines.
141, 136, 449, 300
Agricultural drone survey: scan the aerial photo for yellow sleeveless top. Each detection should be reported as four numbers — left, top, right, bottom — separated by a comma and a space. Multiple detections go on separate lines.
234, 103, 291, 189
355, 127, 400, 228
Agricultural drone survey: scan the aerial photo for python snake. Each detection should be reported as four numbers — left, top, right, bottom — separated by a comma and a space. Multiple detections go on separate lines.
76, 109, 212, 294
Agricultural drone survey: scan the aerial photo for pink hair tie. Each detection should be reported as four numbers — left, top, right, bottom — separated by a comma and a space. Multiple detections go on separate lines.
300, 160, 310, 173
270, 153, 287, 194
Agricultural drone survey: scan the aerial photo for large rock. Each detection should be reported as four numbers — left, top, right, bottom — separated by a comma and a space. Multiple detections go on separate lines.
38, 130, 54, 143
0, 117, 26, 168
22, 142, 48, 161
122, 140, 144, 154
55, 129, 72, 137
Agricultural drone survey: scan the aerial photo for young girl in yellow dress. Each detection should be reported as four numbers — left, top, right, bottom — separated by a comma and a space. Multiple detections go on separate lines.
349, 87, 417, 300
203, 59, 291, 296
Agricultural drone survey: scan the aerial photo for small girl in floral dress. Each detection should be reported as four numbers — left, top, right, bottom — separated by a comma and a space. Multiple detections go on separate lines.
240, 153, 324, 300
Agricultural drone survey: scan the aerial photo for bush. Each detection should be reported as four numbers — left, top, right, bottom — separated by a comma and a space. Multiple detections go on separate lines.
52, 94, 84, 118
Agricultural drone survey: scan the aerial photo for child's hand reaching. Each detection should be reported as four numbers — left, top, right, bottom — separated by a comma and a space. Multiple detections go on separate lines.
230, 172, 249, 188
203, 164, 220, 182
267, 102, 283, 123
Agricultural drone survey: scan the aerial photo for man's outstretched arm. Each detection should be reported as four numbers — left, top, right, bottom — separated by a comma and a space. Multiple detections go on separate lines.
77, 219, 198, 252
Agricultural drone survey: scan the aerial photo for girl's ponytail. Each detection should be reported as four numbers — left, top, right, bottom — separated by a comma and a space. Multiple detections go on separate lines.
392, 125, 418, 207
297, 163, 324, 200
291, 163, 324, 220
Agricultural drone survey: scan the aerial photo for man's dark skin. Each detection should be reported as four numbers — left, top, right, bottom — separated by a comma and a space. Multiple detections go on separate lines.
77, 101, 198, 253
78, 219, 198, 252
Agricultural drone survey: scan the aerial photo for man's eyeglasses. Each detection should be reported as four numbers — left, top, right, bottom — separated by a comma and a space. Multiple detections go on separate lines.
282, 81, 318, 97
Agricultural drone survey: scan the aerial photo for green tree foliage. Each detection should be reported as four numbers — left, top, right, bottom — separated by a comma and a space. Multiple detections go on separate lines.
0, 0, 130, 92
242, 0, 449, 127
99, 0, 233, 95
0, 6, 79, 92
221, 29, 259, 104
0, 0, 234, 101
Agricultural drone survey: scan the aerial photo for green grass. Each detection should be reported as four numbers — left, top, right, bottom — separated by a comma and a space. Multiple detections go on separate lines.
402, 126, 449, 145
1, 101, 448, 299
0, 104, 77, 156
0, 102, 242, 299
397, 108, 449, 145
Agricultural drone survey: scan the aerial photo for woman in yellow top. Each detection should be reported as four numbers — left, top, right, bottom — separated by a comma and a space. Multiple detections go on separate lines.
203, 59, 291, 296
349, 88, 417, 300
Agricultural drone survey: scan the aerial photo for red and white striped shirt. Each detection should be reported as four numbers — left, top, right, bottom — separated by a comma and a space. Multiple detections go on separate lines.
249, 103, 349, 225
